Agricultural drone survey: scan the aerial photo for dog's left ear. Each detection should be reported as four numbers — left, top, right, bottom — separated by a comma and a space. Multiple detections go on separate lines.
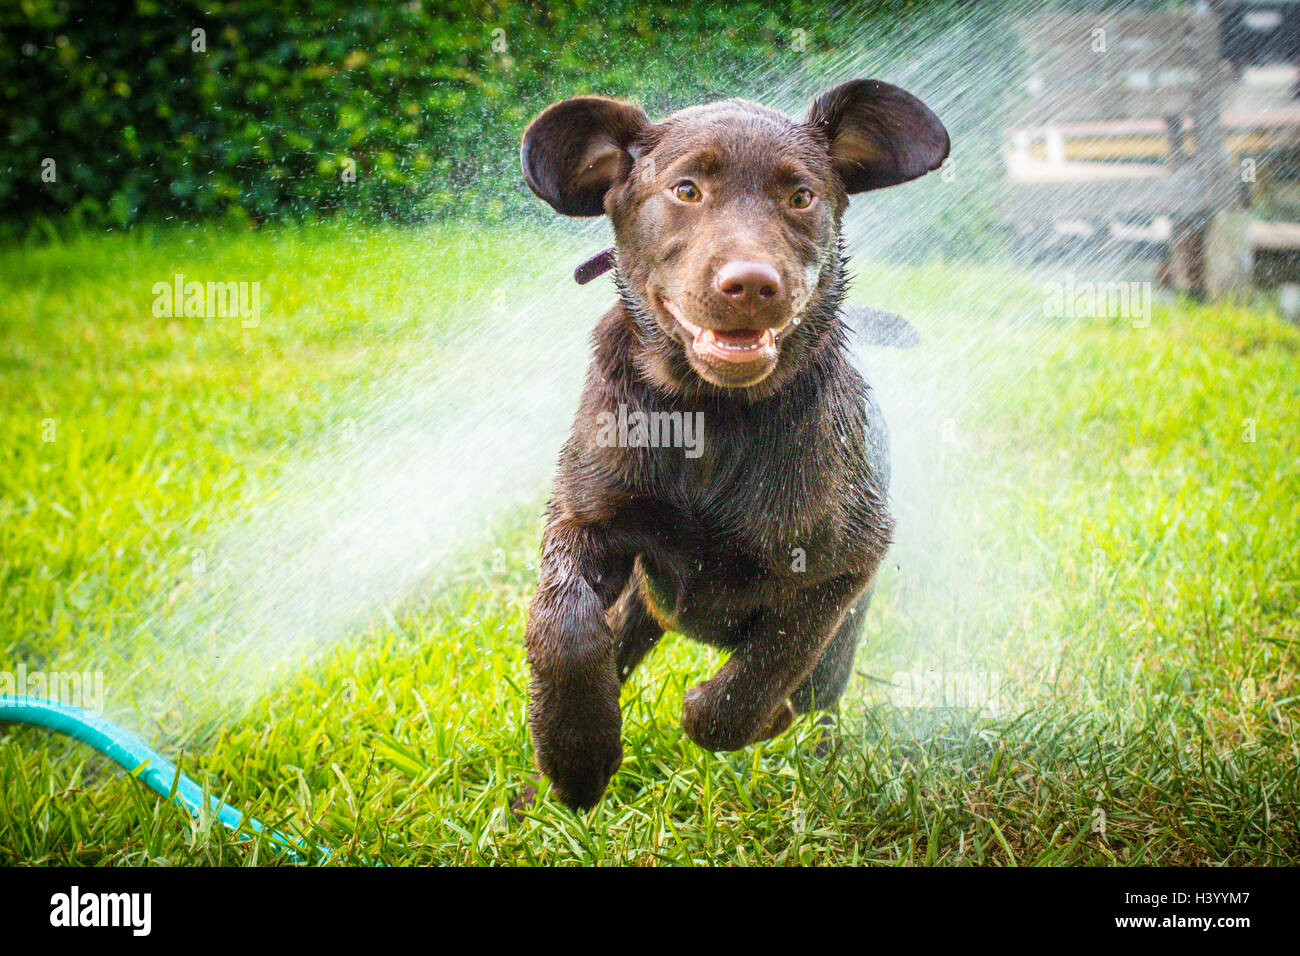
804, 79, 949, 193
521, 96, 651, 216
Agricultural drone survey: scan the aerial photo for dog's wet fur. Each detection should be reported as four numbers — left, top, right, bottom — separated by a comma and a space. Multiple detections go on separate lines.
520, 79, 948, 810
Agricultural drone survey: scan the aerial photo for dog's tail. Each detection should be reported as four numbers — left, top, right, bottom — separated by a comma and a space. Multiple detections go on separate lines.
842, 304, 920, 349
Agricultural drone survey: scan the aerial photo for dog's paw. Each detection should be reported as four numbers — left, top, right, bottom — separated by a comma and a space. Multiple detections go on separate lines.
682, 683, 794, 752
530, 679, 623, 811
804, 710, 839, 758
756, 698, 797, 744
539, 733, 622, 811
511, 777, 540, 820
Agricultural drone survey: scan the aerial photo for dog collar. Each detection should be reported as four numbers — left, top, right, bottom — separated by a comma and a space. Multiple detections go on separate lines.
574, 247, 616, 284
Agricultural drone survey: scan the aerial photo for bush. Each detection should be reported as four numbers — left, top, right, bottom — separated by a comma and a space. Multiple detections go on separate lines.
1, 0, 997, 231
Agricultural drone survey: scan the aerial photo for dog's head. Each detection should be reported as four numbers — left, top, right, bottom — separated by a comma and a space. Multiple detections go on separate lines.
522, 80, 947, 394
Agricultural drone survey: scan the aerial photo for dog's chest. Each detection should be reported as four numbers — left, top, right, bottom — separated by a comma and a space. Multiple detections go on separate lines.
640, 411, 876, 584
637, 485, 870, 646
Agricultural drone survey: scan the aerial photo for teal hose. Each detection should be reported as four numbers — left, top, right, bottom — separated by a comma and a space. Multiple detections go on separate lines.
0, 694, 323, 861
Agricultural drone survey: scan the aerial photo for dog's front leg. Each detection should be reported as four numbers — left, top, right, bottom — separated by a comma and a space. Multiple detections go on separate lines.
682, 572, 871, 752
525, 516, 630, 810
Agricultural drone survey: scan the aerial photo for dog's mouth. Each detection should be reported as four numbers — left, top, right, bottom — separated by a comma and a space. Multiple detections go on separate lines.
656, 294, 783, 384
678, 314, 776, 364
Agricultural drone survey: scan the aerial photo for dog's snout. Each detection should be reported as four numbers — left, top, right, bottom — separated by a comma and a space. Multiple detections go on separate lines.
715, 260, 782, 307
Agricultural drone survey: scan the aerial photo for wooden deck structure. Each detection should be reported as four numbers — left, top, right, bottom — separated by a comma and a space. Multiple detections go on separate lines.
1000, 10, 1300, 296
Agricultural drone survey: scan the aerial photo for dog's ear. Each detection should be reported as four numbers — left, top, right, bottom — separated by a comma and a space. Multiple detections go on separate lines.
804, 79, 949, 194
521, 97, 650, 216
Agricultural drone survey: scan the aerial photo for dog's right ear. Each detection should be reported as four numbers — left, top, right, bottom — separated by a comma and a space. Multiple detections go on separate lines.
804, 79, 949, 194
521, 97, 650, 217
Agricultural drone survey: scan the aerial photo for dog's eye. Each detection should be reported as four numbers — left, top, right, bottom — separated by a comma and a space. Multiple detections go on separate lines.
673, 181, 702, 203
789, 188, 814, 209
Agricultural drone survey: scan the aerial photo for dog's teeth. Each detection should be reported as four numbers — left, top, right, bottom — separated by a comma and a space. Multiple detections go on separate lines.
692, 327, 776, 361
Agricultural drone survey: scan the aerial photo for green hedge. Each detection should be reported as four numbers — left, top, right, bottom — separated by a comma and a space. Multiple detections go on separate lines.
4, 0, 1013, 230
0, 0, 1184, 233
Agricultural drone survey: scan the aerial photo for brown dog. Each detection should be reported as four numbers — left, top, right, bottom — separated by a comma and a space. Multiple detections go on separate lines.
520, 80, 948, 810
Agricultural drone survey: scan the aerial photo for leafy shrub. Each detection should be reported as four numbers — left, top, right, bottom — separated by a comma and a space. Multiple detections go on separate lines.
5, 0, 1194, 241
2, 0, 1001, 231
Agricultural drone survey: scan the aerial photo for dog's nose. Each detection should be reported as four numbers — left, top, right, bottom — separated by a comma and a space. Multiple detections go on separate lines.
715, 260, 782, 308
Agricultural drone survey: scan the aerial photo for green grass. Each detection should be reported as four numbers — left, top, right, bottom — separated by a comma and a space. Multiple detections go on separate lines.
1, 224, 1297, 865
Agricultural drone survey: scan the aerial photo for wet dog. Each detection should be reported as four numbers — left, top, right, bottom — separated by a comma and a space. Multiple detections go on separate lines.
520, 79, 948, 809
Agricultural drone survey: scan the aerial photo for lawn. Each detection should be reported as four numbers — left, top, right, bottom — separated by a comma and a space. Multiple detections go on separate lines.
1, 223, 1297, 865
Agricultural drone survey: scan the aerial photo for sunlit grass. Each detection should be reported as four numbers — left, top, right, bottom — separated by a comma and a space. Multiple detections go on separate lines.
1, 225, 1297, 865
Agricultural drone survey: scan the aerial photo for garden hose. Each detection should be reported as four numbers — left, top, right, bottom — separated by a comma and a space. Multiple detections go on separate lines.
0, 695, 324, 861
